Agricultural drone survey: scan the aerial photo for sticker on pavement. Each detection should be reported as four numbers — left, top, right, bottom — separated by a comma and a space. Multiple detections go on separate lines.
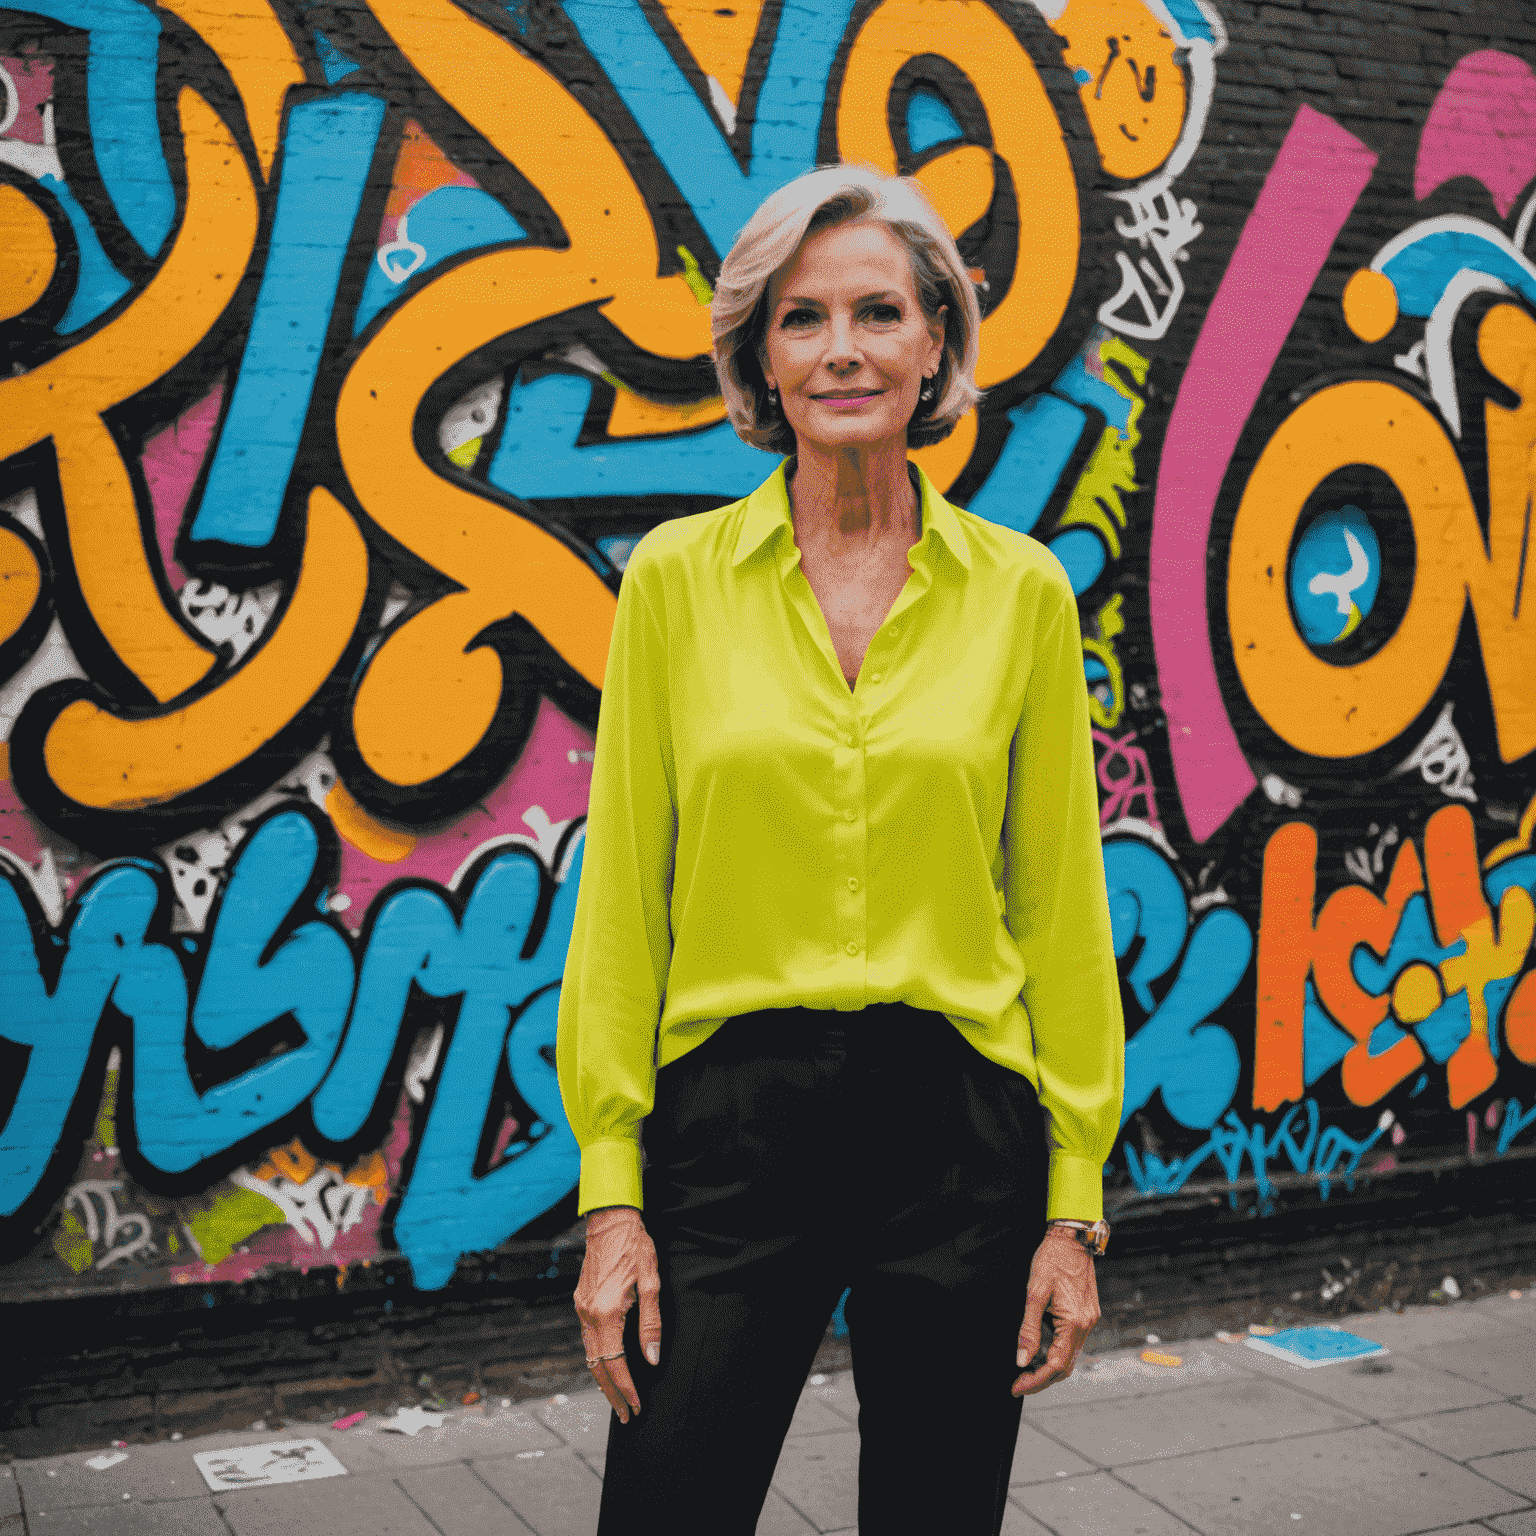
193, 1438, 348, 1492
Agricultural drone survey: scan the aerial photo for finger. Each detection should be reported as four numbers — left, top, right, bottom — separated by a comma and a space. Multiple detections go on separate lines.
1012, 1355, 1068, 1396
590, 1360, 630, 1423
1015, 1290, 1048, 1368
1012, 1329, 1076, 1396
601, 1355, 642, 1418
637, 1272, 662, 1368
583, 1311, 638, 1417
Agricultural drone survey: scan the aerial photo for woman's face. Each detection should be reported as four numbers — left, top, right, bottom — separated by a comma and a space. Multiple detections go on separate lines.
761, 219, 946, 457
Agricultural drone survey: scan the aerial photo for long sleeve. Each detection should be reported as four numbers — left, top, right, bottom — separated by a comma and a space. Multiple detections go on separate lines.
556, 553, 677, 1214
1003, 584, 1125, 1221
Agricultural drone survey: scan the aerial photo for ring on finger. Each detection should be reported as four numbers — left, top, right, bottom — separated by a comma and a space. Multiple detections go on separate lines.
586, 1350, 626, 1367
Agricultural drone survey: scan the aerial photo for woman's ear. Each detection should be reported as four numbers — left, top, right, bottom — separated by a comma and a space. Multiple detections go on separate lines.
927, 304, 948, 371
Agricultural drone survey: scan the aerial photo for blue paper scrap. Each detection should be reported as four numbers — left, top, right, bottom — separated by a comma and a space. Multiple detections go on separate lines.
1244, 1326, 1389, 1369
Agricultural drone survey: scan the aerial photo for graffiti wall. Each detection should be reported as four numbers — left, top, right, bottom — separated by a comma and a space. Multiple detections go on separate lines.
0, 0, 1532, 1299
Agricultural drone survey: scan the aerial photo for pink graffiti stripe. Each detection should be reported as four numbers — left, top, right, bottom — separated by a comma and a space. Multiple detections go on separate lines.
1415, 51, 1536, 218
1150, 104, 1377, 843
332, 697, 594, 910
141, 386, 224, 591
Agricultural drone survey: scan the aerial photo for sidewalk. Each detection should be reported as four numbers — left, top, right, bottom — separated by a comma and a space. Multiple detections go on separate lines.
3, 1290, 1533, 1536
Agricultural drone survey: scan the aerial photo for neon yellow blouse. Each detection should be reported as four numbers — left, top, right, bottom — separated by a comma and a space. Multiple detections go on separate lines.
556, 463, 1124, 1221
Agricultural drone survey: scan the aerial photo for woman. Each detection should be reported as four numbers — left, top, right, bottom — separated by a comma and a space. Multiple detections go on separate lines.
556, 163, 1123, 1534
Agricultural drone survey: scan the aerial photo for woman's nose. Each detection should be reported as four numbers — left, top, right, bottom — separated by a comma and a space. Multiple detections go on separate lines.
821, 313, 862, 369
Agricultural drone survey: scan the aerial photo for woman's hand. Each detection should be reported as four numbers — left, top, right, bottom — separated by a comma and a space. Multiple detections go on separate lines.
573, 1206, 662, 1422
1012, 1225, 1101, 1396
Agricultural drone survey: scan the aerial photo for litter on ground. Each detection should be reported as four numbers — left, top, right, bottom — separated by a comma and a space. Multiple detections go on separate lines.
193, 1438, 348, 1493
1244, 1325, 1388, 1369
379, 1406, 446, 1437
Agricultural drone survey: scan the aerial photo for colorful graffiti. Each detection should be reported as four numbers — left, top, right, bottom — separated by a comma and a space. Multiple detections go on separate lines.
1115, 36, 1536, 1210
0, 0, 1532, 1297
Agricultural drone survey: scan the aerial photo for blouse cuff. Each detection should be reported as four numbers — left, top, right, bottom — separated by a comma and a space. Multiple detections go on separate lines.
577, 1137, 645, 1216
1046, 1150, 1106, 1223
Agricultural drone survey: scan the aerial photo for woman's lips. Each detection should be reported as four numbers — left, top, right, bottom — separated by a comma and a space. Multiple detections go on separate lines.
812, 391, 884, 409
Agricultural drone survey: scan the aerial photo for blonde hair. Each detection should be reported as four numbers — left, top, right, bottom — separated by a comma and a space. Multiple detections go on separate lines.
711, 164, 983, 453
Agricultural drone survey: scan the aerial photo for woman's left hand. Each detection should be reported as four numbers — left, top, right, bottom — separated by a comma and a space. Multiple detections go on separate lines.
1012, 1226, 1101, 1396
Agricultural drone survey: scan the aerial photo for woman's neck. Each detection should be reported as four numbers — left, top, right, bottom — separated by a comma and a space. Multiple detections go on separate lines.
787, 437, 918, 554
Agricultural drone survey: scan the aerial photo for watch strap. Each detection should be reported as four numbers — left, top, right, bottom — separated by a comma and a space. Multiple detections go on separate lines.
1047, 1218, 1110, 1256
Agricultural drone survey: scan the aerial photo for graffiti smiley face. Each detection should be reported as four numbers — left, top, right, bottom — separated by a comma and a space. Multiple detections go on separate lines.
1053, 0, 1188, 180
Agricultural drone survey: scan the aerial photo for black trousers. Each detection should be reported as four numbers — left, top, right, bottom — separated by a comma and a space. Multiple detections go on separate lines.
596, 1002, 1048, 1536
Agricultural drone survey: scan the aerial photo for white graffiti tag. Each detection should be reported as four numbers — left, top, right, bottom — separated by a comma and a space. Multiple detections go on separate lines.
229, 1167, 374, 1251
66, 1181, 156, 1269
1098, 177, 1204, 341
1393, 701, 1478, 804
1097, 31, 1216, 342
1308, 529, 1371, 617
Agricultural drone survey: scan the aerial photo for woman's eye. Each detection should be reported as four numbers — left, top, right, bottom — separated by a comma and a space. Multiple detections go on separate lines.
781, 308, 819, 328
864, 304, 902, 323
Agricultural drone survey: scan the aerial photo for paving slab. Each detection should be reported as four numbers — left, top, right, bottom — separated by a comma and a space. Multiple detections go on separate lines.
330, 1405, 560, 1470
1427, 1527, 1524, 1535
1473, 1450, 1536, 1500
15, 1435, 267, 1512
1000, 1504, 1054, 1535
759, 1486, 821, 1534
215, 1473, 439, 1536
801, 1372, 859, 1428
1415, 1332, 1536, 1399
1118, 1423, 1527, 1535
9, 1411, 541, 1513
473, 1446, 605, 1536
1018, 1341, 1249, 1407
1475, 1295, 1536, 1330
532, 1390, 611, 1451
1010, 1470, 1198, 1534
395, 1461, 534, 1535
1009, 1420, 1096, 1484
1392, 1402, 1536, 1460
28, 1499, 228, 1535
1489, 1512, 1536, 1534
1236, 1345, 1505, 1419
787, 1394, 859, 1438
770, 1429, 860, 1533
1342, 1305, 1510, 1353
1029, 1376, 1362, 1466
0, 1468, 17, 1520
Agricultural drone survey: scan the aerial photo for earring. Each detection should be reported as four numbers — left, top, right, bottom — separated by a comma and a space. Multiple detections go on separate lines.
767, 386, 779, 408
920, 381, 934, 402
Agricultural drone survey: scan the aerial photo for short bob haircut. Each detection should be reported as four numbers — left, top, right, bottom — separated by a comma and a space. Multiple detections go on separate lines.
712, 164, 983, 454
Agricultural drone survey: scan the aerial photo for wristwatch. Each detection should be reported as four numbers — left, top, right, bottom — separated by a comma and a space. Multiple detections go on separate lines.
1047, 1218, 1111, 1256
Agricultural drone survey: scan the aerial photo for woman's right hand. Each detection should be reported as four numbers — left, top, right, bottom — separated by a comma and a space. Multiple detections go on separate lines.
573, 1205, 662, 1422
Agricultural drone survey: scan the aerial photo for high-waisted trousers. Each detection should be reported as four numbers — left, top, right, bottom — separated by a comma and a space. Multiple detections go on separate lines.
595, 1002, 1048, 1536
